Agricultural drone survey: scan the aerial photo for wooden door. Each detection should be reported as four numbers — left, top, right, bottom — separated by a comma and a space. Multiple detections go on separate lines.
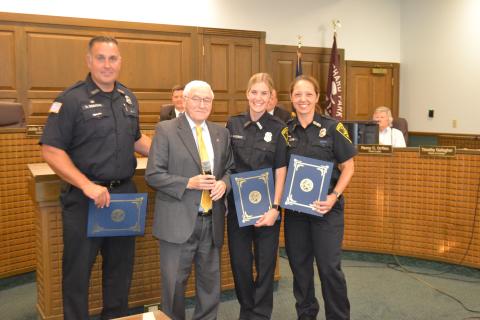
345, 61, 399, 120
200, 29, 265, 122
266, 45, 345, 114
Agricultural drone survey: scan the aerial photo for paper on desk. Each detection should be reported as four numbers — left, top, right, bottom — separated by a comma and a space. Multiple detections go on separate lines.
143, 312, 156, 320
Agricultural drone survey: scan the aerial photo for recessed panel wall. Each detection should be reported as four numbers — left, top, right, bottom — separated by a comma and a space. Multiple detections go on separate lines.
202, 32, 262, 122
208, 42, 229, 93
0, 30, 16, 90
234, 45, 254, 94
267, 45, 345, 114
117, 37, 188, 92
27, 32, 90, 91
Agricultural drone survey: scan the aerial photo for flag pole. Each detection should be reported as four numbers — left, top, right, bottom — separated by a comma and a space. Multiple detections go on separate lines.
326, 19, 344, 119
296, 35, 303, 78
332, 19, 341, 37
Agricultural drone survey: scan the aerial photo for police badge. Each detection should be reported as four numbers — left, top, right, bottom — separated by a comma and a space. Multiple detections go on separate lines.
264, 132, 272, 142
319, 128, 327, 138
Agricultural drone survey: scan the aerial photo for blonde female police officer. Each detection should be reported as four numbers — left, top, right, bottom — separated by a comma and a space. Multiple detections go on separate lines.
226, 73, 288, 320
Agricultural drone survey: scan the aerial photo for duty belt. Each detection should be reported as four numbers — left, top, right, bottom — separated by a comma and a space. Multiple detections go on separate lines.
93, 179, 129, 190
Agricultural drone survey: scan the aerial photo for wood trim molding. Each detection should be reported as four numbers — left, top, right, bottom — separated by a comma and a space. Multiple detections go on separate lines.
198, 27, 265, 39
410, 131, 480, 138
0, 12, 196, 34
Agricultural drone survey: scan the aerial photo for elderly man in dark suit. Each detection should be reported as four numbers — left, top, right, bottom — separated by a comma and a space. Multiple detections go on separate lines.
159, 85, 185, 121
146, 80, 234, 320
267, 89, 292, 123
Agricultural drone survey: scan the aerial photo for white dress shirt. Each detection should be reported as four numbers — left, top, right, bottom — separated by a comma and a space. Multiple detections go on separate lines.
174, 108, 183, 118
185, 113, 215, 173
379, 126, 406, 147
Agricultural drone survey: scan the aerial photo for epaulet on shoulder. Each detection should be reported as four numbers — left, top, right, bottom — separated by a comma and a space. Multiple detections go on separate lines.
320, 113, 337, 121
231, 112, 246, 120
116, 81, 130, 92
57, 80, 84, 98
271, 114, 286, 125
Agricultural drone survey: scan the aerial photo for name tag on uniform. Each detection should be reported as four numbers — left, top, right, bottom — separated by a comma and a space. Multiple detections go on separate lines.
81, 103, 103, 110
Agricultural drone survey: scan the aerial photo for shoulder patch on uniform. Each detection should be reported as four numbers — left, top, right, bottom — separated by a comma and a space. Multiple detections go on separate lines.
336, 122, 352, 143
49, 102, 62, 113
281, 127, 289, 146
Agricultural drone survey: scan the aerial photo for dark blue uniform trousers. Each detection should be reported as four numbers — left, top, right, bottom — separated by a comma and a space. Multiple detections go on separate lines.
60, 181, 136, 320
227, 212, 280, 320
284, 199, 350, 320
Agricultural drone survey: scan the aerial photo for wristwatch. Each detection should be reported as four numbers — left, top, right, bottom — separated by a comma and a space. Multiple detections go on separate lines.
332, 190, 342, 199
272, 204, 280, 210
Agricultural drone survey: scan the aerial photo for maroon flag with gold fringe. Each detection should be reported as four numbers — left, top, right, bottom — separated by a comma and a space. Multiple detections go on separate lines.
325, 35, 343, 119
295, 49, 303, 78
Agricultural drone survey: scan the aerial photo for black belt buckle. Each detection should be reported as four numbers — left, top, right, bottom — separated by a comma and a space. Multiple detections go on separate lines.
198, 210, 212, 217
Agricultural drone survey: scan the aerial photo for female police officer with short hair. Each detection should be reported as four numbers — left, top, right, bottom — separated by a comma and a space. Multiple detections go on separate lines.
284, 75, 356, 320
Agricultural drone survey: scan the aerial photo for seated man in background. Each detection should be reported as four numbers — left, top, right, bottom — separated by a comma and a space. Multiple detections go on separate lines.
159, 85, 185, 121
266, 88, 292, 123
373, 106, 406, 147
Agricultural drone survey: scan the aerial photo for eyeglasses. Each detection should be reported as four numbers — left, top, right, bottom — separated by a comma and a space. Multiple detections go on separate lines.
187, 96, 213, 105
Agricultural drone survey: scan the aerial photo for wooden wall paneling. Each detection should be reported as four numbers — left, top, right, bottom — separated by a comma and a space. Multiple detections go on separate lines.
0, 28, 16, 99
26, 30, 91, 91
25, 28, 93, 124
266, 45, 345, 114
0, 131, 42, 278
199, 28, 265, 122
112, 31, 195, 123
343, 150, 480, 269
345, 61, 400, 121
0, 32, 14, 86
0, 13, 198, 125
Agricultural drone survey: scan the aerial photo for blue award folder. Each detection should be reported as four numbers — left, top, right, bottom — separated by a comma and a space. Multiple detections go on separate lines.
281, 155, 333, 216
230, 168, 274, 227
87, 193, 148, 237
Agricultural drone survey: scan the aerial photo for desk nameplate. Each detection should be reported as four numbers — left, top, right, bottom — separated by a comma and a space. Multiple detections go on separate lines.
419, 145, 456, 158
26, 125, 44, 137
357, 144, 393, 155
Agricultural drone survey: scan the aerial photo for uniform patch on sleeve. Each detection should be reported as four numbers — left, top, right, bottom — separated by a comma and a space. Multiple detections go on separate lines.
281, 127, 289, 146
336, 122, 352, 143
49, 102, 62, 113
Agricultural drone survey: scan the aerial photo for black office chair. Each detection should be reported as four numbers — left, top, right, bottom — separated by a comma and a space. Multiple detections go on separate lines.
392, 117, 408, 145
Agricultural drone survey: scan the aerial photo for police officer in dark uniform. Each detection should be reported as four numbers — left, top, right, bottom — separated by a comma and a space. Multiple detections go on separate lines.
284, 75, 356, 320
226, 73, 288, 320
40, 36, 151, 320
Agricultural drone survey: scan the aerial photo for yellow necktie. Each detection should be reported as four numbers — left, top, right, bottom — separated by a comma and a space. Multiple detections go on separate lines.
196, 126, 212, 212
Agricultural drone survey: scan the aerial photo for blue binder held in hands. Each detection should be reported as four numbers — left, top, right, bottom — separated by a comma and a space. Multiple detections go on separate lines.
281, 155, 333, 216
87, 193, 148, 237
230, 168, 275, 227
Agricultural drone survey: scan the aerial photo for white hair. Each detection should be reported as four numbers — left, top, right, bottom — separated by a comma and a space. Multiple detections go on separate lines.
183, 80, 214, 99
373, 106, 393, 127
